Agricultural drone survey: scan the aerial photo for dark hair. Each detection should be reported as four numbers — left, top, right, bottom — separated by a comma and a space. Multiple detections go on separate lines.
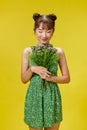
33, 13, 57, 31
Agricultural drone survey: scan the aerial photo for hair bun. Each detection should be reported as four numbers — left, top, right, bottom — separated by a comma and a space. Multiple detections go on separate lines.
47, 14, 57, 21
33, 13, 41, 21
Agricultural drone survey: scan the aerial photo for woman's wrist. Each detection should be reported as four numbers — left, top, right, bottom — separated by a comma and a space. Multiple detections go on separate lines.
46, 76, 55, 82
30, 66, 35, 72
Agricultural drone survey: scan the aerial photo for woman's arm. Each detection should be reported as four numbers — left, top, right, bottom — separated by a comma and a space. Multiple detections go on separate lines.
45, 48, 70, 83
21, 47, 33, 83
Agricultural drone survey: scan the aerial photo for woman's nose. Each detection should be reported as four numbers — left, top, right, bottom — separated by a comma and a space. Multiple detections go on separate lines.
42, 32, 46, 37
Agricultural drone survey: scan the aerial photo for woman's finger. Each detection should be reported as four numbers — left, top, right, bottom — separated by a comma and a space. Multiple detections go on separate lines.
42, 70, 51, 74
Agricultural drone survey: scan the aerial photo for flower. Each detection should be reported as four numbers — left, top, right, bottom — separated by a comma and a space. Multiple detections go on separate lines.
30, 44, 58, 69
29, 43, 58, 88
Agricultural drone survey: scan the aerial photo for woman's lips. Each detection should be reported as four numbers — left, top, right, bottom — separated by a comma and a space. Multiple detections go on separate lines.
41, 38, 48, 41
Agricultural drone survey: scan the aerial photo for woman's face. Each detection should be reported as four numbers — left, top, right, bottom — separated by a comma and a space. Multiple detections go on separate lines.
34, 22, 54, 44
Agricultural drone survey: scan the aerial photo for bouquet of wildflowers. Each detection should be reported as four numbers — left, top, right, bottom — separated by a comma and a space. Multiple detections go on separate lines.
29, 43, 58, 87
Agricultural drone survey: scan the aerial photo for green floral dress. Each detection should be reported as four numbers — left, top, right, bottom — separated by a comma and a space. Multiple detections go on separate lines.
24, 44, 62, 128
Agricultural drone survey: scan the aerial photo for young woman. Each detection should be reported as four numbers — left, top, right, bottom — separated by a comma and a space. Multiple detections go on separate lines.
21, 13, 70, 130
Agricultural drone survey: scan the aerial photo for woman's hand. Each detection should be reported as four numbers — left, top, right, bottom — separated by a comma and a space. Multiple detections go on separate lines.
30, 66, 51, 78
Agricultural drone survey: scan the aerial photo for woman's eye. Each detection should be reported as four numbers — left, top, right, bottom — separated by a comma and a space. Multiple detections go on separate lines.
39, 31, 42, 33
47, 31, 51, 33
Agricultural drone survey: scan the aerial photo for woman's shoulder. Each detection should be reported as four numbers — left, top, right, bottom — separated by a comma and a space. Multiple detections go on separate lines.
55, 47, 64, 54
22, 47, 32, 55
55, 47, 65, 59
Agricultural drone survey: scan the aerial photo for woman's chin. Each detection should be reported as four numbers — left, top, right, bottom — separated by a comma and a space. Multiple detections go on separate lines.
40, 41, 49, 44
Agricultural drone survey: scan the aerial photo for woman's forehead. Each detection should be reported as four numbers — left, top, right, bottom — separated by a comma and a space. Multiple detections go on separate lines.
38, 22, 51, 30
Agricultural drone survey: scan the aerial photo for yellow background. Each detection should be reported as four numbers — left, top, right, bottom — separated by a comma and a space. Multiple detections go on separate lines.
0, 0, 87, 130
